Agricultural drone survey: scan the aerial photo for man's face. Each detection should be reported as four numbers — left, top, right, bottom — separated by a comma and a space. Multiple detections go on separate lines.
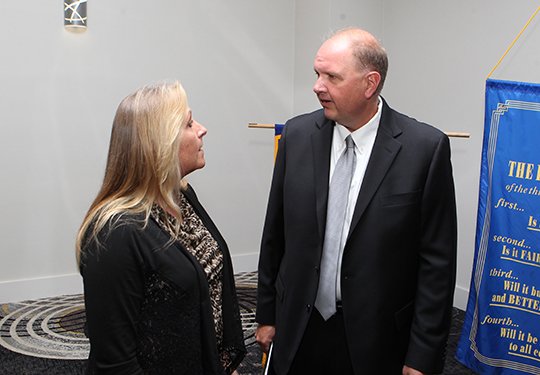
313, 38, 370, 130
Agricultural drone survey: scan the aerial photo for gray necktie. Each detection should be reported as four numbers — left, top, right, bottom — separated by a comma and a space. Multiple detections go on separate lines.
315, 135, 356, 320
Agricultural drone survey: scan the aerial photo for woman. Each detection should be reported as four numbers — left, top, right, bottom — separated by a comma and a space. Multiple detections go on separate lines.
76, 82, 246, 374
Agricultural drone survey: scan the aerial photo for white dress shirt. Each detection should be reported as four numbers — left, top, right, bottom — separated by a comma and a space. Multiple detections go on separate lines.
329, 98, 382, 300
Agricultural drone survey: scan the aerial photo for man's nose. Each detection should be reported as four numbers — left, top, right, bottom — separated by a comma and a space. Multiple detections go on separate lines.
313, 78, 325, 94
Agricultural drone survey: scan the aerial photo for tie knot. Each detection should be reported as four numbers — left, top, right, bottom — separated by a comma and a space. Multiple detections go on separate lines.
345, 135, 355, 149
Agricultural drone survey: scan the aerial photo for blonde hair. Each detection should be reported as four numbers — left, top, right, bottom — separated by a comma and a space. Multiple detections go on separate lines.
76, 81, 189, 264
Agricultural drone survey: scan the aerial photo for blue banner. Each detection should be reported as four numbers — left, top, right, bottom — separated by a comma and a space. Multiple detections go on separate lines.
274, 124, 284, 161
457, 79, 540, 374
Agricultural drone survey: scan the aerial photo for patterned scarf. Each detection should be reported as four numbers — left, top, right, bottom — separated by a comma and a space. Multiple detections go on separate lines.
151, 192, 230, 369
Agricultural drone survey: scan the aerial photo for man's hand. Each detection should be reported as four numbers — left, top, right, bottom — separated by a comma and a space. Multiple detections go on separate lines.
402, 365, 427, 375
256, 324, 276, 353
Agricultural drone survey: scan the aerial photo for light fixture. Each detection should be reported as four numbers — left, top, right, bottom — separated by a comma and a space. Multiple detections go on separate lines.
64, 0, 87, 32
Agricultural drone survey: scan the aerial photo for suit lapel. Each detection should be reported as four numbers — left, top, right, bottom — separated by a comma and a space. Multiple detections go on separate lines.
348, 103, 402, 237
311, 115, 334, 239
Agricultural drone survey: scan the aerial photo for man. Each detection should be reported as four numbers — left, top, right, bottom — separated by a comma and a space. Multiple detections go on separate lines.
256, 28, 457, 375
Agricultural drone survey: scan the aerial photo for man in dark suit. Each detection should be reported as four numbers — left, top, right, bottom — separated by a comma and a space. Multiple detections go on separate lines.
256, 28, 457, 375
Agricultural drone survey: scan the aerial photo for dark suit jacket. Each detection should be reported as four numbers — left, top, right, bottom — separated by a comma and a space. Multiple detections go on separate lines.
256, 101, 457, 374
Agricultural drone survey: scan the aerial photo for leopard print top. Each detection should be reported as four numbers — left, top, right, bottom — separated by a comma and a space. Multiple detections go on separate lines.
150, 192, 230, 369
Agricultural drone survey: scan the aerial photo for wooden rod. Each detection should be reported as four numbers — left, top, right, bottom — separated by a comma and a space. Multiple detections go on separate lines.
444, 132, 471, 138
248, 123, 470, 138
248, 123, 275, 129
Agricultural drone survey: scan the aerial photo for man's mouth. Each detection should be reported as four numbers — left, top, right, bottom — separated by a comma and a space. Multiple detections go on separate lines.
319, 99, 332, 106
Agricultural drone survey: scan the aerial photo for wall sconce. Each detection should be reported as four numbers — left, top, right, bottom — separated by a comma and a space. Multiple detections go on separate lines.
64, 0, 87, 32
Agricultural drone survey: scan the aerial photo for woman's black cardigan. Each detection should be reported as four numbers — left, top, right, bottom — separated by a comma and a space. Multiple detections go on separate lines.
81, 185, 246, 374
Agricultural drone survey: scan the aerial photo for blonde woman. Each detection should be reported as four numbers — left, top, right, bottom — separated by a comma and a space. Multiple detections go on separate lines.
77, 82, 245, 374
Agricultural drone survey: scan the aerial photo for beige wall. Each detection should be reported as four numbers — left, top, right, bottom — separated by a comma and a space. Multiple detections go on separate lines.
0, 0, 295, 302
1, 0, 539, 307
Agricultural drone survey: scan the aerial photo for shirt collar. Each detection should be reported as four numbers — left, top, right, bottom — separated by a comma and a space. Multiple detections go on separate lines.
335, 97, 382, 153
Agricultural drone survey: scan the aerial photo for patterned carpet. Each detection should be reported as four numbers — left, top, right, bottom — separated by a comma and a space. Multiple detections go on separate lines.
0, 272, 475, 374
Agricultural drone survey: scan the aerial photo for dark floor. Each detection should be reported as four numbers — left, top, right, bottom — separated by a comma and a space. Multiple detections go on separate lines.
0, 307, 476, 374
444, 308, 477, 375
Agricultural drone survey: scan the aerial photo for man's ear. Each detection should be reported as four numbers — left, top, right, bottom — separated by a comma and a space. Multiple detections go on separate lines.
365, 71, 382, 99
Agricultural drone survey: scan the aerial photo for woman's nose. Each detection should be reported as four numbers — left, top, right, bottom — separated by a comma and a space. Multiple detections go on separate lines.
197, 122, 207, 137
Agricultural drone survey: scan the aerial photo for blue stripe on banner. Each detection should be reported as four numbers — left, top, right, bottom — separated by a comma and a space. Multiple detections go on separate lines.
456, 79, 540, 374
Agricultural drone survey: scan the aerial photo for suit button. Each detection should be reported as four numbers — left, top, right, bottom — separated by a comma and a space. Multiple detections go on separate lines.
306, 304, 312, 312
314, 266, 319, 274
